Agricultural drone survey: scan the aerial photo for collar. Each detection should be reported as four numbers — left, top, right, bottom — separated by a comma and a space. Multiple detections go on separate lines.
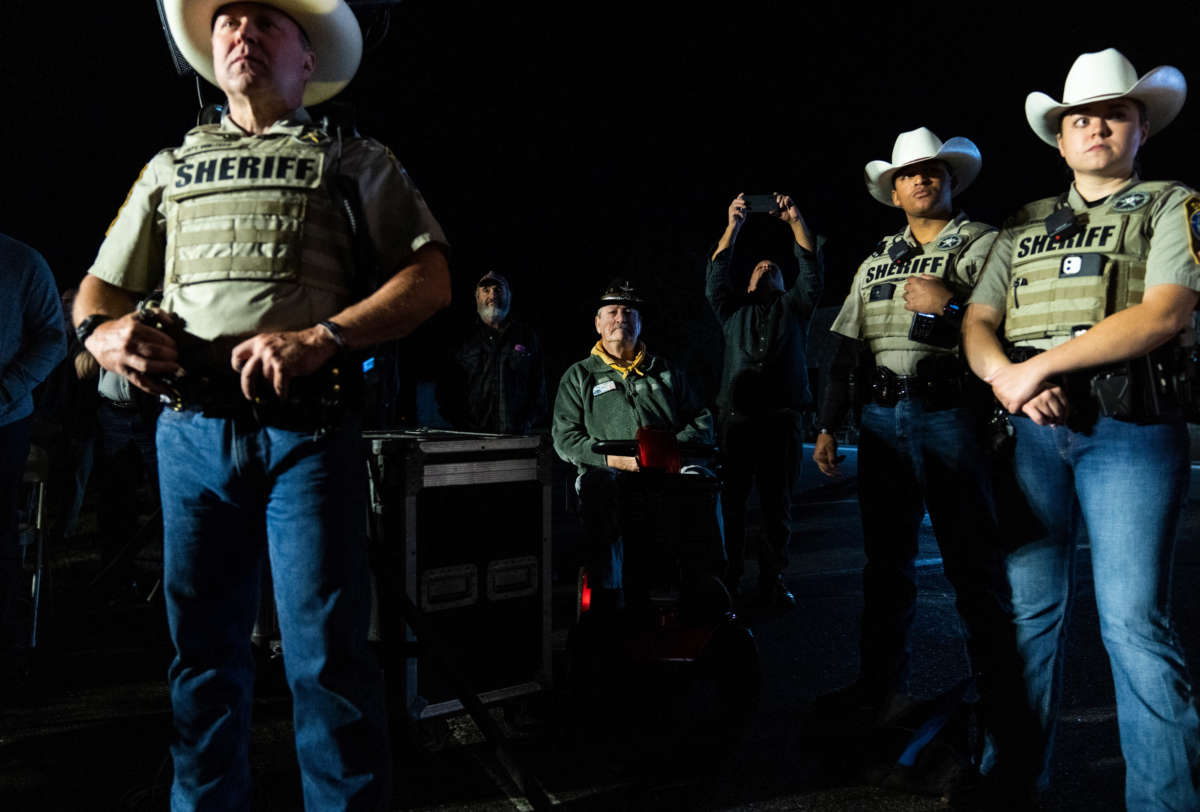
220, 107, 314, 137
591, 341, 649, 379
1067, 175, 1140, 210
900, 210, 968, 246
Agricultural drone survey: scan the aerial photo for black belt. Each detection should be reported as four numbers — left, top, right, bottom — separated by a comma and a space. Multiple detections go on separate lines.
160, 356, 363, 433
870, 366, 962, 409
1004, 344, 1187, 424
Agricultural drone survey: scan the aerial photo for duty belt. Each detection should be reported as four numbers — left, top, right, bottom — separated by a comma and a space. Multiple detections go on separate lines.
134, 299, 363, 433
156, 353, 363, 434
1004, 344, 1192, 424
870, 366, 962, 410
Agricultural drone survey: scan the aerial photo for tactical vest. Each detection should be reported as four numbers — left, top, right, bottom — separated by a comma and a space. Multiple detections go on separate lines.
1004, 181, 1180, 343
859, 220, 994, 355
161, 125, 354, 306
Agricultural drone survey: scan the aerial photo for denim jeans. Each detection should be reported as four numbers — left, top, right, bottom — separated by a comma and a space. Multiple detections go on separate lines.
157, 410, 389, 811
1007, 415, 1200, 811
857, 401, 1026, 773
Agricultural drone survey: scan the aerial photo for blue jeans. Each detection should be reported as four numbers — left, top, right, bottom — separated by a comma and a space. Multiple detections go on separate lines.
858, 402, 1014, 691
157, 410, 389, 811
1006, 415, 1200, 810
858, 401, 1025, 772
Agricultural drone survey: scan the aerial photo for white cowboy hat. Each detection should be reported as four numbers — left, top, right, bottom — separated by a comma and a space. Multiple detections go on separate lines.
1025, 48, 1186, 147
162, 0, 363, 106
864, 128, 981, 207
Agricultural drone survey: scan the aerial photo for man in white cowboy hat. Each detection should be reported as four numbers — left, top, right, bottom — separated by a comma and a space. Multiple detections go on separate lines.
963, 48, 1200, 809
811, 128, 1019, 743
72, 1, 450, 808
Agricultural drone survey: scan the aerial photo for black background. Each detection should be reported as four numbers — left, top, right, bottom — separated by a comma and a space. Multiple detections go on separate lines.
3, 2, 1196, 397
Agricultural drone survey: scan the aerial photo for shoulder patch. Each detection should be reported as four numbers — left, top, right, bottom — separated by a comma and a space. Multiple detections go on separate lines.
935, 234, 965, 251
1112, 190, 1152, 212
1185, 197, 1200, 264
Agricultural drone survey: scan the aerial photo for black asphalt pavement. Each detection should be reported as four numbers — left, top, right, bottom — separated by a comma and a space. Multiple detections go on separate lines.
3, 444, 1200, 811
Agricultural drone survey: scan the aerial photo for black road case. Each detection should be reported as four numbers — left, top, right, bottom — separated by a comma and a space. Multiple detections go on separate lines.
365, 430, 553, 720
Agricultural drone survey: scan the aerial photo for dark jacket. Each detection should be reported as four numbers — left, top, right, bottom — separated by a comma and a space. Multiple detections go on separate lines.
551, 351, 713, 472
437, 316, 548, 434
706, 238, 825, 417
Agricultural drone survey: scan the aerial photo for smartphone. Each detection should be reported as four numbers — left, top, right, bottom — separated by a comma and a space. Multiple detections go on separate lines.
742, 194, 780, 215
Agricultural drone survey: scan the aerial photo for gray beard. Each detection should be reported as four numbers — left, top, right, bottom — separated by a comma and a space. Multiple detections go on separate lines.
478, 304, 510, 324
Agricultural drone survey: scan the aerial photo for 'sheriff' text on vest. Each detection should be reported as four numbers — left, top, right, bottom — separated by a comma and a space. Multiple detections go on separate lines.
162, 125, 354, 303
859, 220, 994, 356
1003, 181, 1181, 343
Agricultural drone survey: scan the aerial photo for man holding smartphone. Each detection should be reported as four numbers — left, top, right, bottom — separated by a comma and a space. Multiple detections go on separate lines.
706, 192, 823, 606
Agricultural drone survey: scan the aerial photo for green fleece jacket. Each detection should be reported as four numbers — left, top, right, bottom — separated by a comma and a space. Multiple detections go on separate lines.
551, 352, 713, 472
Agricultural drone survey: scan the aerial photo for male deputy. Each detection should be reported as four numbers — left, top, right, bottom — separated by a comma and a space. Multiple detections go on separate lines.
552, 280, 714, 612
706, 193, 823, 607
73, 2, 450, 809
813, 129, 1016, 740
436, 271, 548, 434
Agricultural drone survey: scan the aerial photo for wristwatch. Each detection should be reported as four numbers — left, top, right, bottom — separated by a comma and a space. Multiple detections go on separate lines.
318, 319, 348, 349
75, 314, 112, 346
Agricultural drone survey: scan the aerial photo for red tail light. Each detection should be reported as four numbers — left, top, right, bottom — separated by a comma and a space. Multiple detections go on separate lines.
579, 569, 592, 614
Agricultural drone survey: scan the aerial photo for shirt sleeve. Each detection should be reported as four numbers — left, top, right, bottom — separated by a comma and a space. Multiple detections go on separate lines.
1144, 185, 1200, 292
784, 235, 826, 320
953, 229, 999, 292
0, 243, 67, 408
551, 363, 605, 468
86, 153, 172, 294
967, 225, 1016, 312
347, 140, 450, 278
829, 264, 866, 339
705, 247, 737, 324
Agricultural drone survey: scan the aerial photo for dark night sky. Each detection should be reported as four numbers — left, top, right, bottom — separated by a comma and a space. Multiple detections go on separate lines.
3, 2, 1198, 396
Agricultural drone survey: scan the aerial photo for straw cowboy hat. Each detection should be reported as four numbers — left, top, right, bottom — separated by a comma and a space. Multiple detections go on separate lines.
1025, 48, 1186, 147
162, 0, 363, 106
864, 127, 982, 207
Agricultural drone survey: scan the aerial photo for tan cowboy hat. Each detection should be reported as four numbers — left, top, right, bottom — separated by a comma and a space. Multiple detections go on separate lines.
162, 0, 363, 106
1025, 48, 1186, 147
864, 127, 982, 207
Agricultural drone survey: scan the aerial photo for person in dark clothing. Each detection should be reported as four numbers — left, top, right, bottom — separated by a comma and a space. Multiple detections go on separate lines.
437, 271, 548, 434
707, 193, 824, 607
0, 234, 66, 656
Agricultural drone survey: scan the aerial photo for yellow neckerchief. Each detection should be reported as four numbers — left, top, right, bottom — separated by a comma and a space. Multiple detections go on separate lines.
591, 341, 648, 379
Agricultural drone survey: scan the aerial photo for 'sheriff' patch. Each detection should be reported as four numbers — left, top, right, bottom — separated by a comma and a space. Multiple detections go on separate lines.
1186, 197, 1200, 264
170, 148, 325, 197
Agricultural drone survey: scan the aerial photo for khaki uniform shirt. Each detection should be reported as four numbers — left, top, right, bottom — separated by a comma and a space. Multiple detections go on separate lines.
87, 109, 446, 340
831, 212, 997, 374
970, 178, 1200, 349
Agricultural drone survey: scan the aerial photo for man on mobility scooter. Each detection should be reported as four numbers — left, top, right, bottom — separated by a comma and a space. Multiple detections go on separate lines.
552, 281, 757, 725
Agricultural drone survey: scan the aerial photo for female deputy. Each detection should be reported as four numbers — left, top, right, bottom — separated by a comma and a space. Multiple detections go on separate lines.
963, 48, 1200, 809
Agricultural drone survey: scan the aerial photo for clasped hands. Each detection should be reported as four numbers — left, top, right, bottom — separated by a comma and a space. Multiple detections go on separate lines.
985, 355, 1068, 426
